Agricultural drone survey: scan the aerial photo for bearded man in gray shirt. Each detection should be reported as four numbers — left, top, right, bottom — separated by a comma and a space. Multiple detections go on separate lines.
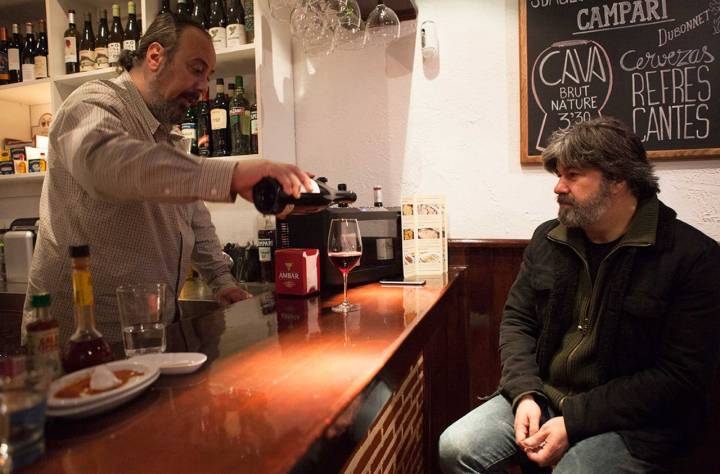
24, 14, 312, 347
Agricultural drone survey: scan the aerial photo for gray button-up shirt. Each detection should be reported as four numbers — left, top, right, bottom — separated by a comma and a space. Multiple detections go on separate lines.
25, 71, 239, 345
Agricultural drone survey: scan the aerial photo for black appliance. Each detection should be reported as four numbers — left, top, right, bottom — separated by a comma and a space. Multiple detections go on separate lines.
277, 207, 402, 287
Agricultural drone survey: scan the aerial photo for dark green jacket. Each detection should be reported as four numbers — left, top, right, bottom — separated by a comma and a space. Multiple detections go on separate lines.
499, 197, 720, 461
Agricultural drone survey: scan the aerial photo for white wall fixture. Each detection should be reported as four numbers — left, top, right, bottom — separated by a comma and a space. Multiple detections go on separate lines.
420, 20, 438, 59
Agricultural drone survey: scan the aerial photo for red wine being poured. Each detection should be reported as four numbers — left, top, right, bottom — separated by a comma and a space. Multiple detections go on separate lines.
328, 251, 362, 274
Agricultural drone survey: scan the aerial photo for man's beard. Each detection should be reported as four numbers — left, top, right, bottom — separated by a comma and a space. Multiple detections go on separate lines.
146, 71, 186, 126
557, 179, 612, 228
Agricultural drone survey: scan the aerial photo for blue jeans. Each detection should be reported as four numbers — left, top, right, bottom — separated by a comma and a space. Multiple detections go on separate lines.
438, 395, 665, 473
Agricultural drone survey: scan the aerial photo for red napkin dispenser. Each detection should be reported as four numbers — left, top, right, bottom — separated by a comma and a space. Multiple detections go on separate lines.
275, 248, 321, 296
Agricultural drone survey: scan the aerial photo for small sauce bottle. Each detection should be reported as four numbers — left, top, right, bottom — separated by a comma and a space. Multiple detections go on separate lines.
26, 292, 62, 378
61, 245, 113, 373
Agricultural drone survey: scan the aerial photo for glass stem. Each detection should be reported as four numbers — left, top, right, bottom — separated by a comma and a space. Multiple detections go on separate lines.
342, 272, 349, 306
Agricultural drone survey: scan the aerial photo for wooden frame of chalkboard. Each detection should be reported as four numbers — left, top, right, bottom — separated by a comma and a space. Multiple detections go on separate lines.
520, 0, 720, 164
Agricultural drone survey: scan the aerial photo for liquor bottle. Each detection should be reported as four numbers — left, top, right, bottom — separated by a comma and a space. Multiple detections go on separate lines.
79, 13, 96, 72
197, 90, 212, 157
177, 0, 193, 20
96, 10, 110, 69
181, 104, 199, 155
210, 78, 230, 156
244, 0, 254, 42
159, 0, 173, 15
21, 23, 36, 82
373, 185, 383, 207
61, 245, 114, 373
257, 215, 276, 282
208, 0, 228, 50
229, 75, 250, 155
0, 27, 9, 85
33, 20, 48, 79
226, 0, 247, 48
64, 11, 81, 74
26, 293, 62, 379
123, 1, 140, 52
253, 177, 357, 216
192, 0, 210, 30
108, 4, 124, 66
249, 98, 258, 154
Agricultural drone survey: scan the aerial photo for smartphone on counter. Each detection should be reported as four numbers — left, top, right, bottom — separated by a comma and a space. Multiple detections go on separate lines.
379, 278, 426, 286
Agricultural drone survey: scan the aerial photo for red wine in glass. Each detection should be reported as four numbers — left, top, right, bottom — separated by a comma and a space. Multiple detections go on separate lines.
328, 251, 362, 274
327, 219, 363, 312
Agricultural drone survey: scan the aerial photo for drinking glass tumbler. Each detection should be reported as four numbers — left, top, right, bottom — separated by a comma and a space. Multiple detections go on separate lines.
116, 283, 167, 357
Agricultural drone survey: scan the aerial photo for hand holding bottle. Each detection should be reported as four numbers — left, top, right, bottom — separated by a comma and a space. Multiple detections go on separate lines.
231, 159, 313, 202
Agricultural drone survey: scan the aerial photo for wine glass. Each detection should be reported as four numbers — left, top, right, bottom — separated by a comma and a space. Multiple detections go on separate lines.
364, 0, 400, 47
266, 0, 296, 22
327, 219, 363, 313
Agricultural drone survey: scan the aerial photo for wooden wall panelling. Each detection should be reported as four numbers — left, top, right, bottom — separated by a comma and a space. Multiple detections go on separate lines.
448, 240, 528, 406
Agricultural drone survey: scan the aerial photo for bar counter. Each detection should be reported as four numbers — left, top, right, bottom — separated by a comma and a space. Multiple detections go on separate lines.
34, 268, 469, 473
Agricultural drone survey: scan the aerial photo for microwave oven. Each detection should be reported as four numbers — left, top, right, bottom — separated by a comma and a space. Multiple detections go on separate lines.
277, 207, 402, 287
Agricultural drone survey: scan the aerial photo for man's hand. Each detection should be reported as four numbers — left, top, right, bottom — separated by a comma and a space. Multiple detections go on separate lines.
520, 416, 569, 467
231, 159, 313, 203
514, 394, 542, 445
216, 286, 252, 306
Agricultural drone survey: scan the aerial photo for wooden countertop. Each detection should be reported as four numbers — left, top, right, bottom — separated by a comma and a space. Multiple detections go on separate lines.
35, 271, 463, 473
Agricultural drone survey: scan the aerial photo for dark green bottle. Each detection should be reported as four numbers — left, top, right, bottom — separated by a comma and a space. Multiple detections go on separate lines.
182, 104, 198, 155
229, 75, 250, 155
197, 89, 212, 157
210, 78, 230, 156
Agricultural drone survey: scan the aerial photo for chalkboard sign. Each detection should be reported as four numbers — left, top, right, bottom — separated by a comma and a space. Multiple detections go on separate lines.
520, 0, 720, 163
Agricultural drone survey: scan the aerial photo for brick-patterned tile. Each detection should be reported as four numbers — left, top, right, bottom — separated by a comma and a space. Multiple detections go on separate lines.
343, 356, 425, 474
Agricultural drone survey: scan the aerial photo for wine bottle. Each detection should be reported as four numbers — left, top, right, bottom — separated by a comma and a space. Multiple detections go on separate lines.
182, 103, 199, 155
61, 245, 114, 373
64, 11, 81, 74
197, 89, 212, 157
229, 75, 250, 155
8, 23, 22, 82
177, 0, 193, 20
123, 1, 140, 52
79, 13, 96, 72
96, 10, 110, 69
210, 78, 230, 156
252, 178, 358, 216
0, 27, 9, 85
26, 293, 62, 379
226, 0, 247, 48
244, 0, 254, 42
21, 23, 36, 82
108, 4, 124, 66
159, 0, 173, 15
208, 0, 228, 50
250, 98, 258, 154
191, 0, 210, 29
33, 20, 48, 79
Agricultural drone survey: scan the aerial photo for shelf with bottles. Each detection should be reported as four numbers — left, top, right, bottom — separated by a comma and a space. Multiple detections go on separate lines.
0, 78, 51, 105
0, 171, 46, 182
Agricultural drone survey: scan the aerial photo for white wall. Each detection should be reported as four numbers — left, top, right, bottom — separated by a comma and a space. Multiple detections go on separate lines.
292, 0, 720, 240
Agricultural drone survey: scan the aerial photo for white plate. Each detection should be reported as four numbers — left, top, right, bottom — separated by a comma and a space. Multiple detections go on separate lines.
47, 369, 160, 419
48, 361, 158, 409
128, 352, 207, 375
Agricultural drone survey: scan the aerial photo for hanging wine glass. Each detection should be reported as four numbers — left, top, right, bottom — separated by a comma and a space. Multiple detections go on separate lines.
334, 19, 365, 51
290, 0, 335, 56
329, 0, 364, 51
364, 0, 400, 47
266, 0, 297, 22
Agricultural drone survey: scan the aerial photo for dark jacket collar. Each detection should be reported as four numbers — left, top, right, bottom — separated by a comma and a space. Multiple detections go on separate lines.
546, 196, 672, 253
